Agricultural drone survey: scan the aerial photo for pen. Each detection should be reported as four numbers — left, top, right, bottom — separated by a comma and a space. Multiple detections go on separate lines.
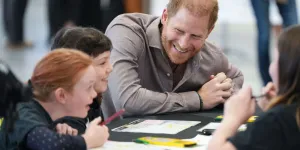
99, 109, 125, 125
201, 129, 215, 135
251, 94, 266, 99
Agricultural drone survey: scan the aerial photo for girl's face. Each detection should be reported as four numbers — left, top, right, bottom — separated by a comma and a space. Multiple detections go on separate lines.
93, 51, 113, 93
64, 65, 98, 118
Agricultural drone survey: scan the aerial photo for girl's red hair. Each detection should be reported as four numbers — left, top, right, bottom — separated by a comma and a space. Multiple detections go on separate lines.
31, 48, 93, 101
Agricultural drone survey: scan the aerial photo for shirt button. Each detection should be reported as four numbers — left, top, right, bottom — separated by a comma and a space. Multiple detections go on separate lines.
167, 73, 171, 77
193, 61, 197, 66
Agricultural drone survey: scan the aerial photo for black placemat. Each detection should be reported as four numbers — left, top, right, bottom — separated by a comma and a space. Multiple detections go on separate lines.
107, 114, 214, 142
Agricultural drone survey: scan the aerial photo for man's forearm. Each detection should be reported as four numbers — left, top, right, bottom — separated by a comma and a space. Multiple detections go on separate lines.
117, 88, 200, 116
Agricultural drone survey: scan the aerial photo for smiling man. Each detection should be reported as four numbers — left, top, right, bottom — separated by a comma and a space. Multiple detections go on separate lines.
103, 0, 244, 117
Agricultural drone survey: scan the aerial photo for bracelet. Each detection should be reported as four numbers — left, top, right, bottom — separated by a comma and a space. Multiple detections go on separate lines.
197, 92, 203, 111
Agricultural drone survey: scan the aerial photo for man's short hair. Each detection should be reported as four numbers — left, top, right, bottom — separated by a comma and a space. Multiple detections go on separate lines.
167, 0, 218, 29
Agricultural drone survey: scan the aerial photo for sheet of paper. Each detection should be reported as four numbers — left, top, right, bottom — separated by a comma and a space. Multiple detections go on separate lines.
90, 136, 209, 150
197, 122, 247, 132
90, 141, 161, 150
112, 119, 201, 134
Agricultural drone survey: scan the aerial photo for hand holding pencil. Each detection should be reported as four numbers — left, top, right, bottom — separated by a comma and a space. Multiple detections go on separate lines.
257, 82, 277, 111
83, 117, 109, 149
99, 109, 125, 125
224, 86, 256, 125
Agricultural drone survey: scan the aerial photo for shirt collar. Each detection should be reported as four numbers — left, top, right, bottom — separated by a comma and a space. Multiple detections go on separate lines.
146, 17, 163, 50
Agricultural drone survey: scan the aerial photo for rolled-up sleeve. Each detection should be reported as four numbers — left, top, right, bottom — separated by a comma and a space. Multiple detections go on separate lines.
219, 52, 244, 93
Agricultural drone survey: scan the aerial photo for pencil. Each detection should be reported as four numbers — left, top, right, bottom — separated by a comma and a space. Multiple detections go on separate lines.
251, 94, 266, 99
100, 109, 125, 125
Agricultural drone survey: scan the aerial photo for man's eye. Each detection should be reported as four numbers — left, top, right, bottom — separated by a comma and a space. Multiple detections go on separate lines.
175, 28, 184, 33
192, 35, 201, 39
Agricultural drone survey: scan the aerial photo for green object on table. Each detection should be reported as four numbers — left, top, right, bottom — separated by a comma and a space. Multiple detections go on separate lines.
215, 115, 258, 123
0, 118, 3, 127
133, 136, 197, 148
214, 115, 223, 122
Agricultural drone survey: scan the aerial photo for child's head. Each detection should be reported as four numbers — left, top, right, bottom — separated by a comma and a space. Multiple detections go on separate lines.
51, 27, 113, 93
51, 27, 112, 56
269, 25, 300, 96
271, 25, 300, 127
268, 25, 300, 127
31, 49, 97, 118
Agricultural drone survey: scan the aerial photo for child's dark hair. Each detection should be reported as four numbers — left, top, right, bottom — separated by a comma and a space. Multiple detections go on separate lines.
51, 27, 112, 57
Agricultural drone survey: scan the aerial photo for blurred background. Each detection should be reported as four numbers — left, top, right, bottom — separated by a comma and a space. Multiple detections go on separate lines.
0, 0, 299, 95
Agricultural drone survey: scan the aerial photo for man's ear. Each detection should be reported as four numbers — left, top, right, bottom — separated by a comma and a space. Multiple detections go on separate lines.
54, 88, 68, 104
161, 9, 168, 25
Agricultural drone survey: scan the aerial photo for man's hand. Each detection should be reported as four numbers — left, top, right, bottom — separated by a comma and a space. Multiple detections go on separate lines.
221, 78, 234, 99
210, 75, 234, 99
198, 72, 233, 110
56, 123, 78, 136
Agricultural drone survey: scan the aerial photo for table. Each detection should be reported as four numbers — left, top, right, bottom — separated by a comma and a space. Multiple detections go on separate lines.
106, 108, 223, 142
106, 104, 263, 142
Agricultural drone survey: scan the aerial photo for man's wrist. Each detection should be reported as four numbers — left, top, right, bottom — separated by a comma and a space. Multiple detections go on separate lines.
196, 92, 203, 111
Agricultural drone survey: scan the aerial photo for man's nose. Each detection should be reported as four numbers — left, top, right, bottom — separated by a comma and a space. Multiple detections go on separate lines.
178, 35, 190, 50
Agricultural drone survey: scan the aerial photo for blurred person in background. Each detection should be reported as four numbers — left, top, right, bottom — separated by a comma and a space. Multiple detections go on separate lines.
78, 0, 125, 32
48, 0, 125, 41
251, 0, 298, 85
2, 0, 33, 49
47, 0, 81, 41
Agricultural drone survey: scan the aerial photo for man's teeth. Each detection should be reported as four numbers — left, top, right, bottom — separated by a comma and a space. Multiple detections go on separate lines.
174, 45, 187, 53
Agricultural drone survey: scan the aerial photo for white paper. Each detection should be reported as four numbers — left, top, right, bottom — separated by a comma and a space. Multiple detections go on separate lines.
90, 135, 210, 150
89, 141, 162, 150
197, 122, 247, 132
112, 119, 201, 134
